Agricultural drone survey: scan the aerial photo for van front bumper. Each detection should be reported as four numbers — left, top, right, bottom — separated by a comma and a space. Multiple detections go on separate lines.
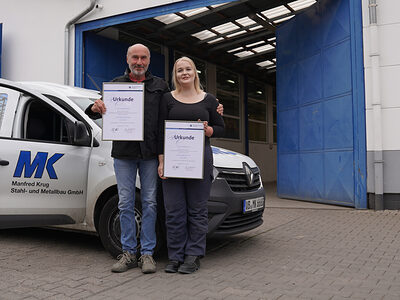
207, 174, 265, 237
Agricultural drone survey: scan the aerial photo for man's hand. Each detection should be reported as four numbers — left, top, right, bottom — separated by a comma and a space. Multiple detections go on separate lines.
216, 100, 224, 116
158, 155, 166, 179
91, 99, 107, 114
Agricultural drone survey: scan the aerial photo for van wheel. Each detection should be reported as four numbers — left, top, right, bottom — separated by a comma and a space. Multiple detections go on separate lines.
98, 193, 142, 258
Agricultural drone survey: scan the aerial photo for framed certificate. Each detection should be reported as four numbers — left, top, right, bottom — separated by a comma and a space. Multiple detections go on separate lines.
102, 82, 144, 141
164, 120, 205, 179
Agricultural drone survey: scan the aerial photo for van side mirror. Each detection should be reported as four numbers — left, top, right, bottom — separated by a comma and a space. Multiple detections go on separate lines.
73, 121, 91, 146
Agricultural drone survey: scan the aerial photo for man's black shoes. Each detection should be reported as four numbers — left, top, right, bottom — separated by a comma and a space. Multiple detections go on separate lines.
177, 255, 200, 274
165, 260, 181, 273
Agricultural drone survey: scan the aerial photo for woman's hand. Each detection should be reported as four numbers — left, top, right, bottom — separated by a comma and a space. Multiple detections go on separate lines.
199, 119, 214, 137
158, 155, 166, 179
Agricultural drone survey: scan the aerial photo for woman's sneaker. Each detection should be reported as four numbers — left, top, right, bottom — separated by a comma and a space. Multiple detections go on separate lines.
178, 255, 200, 274
111, 251, 138, 273
165, 260, 181, 273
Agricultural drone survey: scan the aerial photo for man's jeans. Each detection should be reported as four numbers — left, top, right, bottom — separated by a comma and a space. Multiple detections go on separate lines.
113, 158, 158, 255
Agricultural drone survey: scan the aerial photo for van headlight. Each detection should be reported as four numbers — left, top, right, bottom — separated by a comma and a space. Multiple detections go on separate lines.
212, 166, 219, 183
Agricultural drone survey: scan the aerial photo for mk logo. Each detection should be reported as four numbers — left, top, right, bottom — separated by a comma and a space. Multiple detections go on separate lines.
13, 151, 64, 179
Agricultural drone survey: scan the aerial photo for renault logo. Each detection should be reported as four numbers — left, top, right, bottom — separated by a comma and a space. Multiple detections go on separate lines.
243, 162, 254, 186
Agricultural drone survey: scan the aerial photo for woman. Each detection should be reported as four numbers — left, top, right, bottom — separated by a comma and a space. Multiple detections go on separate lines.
158, 57, 225, 274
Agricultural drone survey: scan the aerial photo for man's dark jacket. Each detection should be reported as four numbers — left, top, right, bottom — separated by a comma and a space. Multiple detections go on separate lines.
85, 70, 169, 160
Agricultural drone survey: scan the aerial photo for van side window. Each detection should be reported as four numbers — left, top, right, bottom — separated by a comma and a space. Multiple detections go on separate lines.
25, 100, 73, 143
0, 93, 8, 131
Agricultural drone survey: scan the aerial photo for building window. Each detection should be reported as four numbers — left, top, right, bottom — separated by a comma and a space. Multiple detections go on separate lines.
247, 79, 267, 142
217, 68, 240, 139
174, 52, 207, 91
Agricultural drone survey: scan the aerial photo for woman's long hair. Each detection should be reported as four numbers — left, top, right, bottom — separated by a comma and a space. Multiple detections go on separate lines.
172, 56, 202, 93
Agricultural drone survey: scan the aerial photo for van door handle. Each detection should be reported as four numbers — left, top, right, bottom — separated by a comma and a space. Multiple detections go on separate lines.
0, 160, 9, 166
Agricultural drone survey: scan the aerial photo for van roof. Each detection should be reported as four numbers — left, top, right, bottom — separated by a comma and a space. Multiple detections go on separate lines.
19, 81, 100, 99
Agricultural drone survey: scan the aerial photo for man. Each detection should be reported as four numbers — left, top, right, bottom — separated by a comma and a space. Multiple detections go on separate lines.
86, 44, 168, 274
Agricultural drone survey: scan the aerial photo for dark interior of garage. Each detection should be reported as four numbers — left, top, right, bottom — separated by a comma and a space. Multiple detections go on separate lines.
86, 0, 318, 87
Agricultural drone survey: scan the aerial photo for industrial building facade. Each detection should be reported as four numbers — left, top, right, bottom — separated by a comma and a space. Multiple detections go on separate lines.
1, 0, 399, 209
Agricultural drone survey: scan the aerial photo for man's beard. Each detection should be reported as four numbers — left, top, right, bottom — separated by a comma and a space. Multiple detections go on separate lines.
129, 64, 148, 76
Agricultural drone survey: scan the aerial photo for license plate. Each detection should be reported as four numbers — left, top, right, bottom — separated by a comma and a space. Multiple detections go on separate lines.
243, 197, 265, 213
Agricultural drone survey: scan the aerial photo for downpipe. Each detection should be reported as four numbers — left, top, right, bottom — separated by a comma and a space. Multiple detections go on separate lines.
368, 0, 384, 210
64, 0, 98, 85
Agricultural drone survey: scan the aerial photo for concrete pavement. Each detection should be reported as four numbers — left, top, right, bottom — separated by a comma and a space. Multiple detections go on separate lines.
1, 184, 400, 299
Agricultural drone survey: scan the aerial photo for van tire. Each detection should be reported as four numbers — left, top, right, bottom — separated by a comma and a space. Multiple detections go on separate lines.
98, 192, 164, 258
98, 193, 141, 258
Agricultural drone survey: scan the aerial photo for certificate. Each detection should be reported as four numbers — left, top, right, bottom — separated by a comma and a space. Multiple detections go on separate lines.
164, 121, 205, 179
102, 82, 144, 141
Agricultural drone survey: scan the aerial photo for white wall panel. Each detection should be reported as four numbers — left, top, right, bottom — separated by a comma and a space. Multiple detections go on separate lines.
378, 23, 400, 67
362, 0, 400, 27
363, 67, 372, 110
380, 66, 400, 109
363, 0, 400, 154
381, 108, 400, 151
365, 109, 374, 151
376, 0, 400, 26
362, 27, 371, 69
366, 108, 400, 152
0, 0, 85, 82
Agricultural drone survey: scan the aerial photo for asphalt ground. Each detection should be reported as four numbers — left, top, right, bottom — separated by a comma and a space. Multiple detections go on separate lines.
1, 183, 400, 300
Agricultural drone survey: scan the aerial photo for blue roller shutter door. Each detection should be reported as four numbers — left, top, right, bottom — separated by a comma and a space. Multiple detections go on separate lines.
276, 0, 366, 207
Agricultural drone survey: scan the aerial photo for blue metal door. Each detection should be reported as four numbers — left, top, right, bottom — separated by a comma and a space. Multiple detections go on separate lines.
83, 32, 129, 90
83, 32, 165, 90
276, 0, 366, 208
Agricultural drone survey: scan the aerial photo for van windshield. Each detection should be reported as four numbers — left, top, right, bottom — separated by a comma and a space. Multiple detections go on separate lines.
68, 96, 102, 128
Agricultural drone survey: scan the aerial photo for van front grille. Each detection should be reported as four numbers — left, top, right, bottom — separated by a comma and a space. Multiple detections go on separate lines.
216, 167, 261, 192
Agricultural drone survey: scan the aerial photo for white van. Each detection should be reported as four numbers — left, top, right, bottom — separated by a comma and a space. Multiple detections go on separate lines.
0, 79, 265, 257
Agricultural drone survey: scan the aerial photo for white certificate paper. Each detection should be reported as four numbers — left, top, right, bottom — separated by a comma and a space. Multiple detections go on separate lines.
164, 121, 205, 179
102, 82, 144, 141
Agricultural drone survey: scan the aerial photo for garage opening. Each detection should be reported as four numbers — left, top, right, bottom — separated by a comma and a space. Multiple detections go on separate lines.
75, 0, 366, 208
